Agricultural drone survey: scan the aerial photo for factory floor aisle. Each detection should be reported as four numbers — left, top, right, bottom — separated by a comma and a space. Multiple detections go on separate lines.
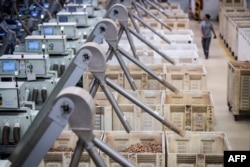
189, 20, 250, 150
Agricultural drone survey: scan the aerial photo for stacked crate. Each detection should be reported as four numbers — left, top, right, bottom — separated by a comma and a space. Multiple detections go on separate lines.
237, 28, 250, 60
219, 5, 250, 59
165, 132, 232, 167
39, 131, 104, 167
220, 0, 244, 7
227, 61, 250, 120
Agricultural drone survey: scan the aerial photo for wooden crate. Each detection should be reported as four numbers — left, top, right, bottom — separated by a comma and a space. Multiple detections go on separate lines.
112, 104, 163, 131
227, 61, 250, 120
165, 131, 232, 167
163, 91, 214, 131
103, 131, 165, 167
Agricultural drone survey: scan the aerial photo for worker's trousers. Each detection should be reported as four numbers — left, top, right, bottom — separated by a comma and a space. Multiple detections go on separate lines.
202, 37, 211, 58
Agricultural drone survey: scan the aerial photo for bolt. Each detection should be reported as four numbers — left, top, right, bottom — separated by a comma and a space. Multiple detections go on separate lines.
61, 103, 71, 113
114, 9, 118, 15
100, 26, 105, 33
83, 53, 89, 60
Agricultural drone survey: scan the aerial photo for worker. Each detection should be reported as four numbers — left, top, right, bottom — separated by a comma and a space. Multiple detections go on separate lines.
200, 14, 216, 59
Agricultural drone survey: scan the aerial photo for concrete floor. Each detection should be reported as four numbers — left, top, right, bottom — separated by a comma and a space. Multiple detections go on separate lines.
189, 20, 250, 150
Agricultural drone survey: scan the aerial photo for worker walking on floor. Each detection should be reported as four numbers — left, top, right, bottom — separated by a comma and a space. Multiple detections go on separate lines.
200, 14, 216, 59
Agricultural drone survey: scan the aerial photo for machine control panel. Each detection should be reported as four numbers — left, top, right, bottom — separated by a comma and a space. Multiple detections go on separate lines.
0, 82, 24, 109
65, 3, 94, 17
57, 11, 88, 27
73, 0, 98, 8
25, 35, 67, 54
39, 22, 80, 39
0, 54, 49, 78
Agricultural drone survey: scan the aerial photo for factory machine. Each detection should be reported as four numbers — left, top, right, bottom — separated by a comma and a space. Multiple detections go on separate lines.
38, 22, 81, 40
0, 0, 190, 166
0, 54, 58, 109
0, 81, 33, 158
64, 3, 95, 18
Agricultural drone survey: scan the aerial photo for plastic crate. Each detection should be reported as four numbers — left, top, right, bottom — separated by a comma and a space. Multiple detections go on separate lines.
237, 28, 250, 61
160, 43, 198, 52
103, 131, 165, 167
220, 11, 250, 40
224, 15, 250, 46
160, 18, 189, 30
165, 131, 232, 167
112, 104, 163, 131
159, 50, 198, 64
124, 72, 167, 90
94, 92, 118, 130
166, 64, 207, 74
166, 73, 207, 91
165, 91, 213, 106
116, 90, 165, 106
228, 20, 250, 57
163, 91, 214, 131
39, 131, 104, 167
83, 70, 123, 92
127, 64, 167, 74
227, 61, 250, 120
219, 6, 249, 37
166, 64, 207, 91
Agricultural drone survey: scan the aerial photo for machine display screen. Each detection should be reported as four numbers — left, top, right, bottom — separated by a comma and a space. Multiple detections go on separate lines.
59, 16, 68, 22
2, 61, 16, 72
28, 40, 40, 51
68, 7, 77, 12
75, 0, 83, 4
43, 26, 54, 35
43, 3, 49, 9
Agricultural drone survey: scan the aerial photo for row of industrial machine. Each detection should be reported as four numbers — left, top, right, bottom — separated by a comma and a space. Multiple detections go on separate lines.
0, 0, 195, 166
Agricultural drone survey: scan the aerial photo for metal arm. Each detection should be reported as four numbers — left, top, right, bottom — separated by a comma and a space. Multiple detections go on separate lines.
102, 5, 178, 92
7, 42, 104, 166
7, 86, 134, 167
